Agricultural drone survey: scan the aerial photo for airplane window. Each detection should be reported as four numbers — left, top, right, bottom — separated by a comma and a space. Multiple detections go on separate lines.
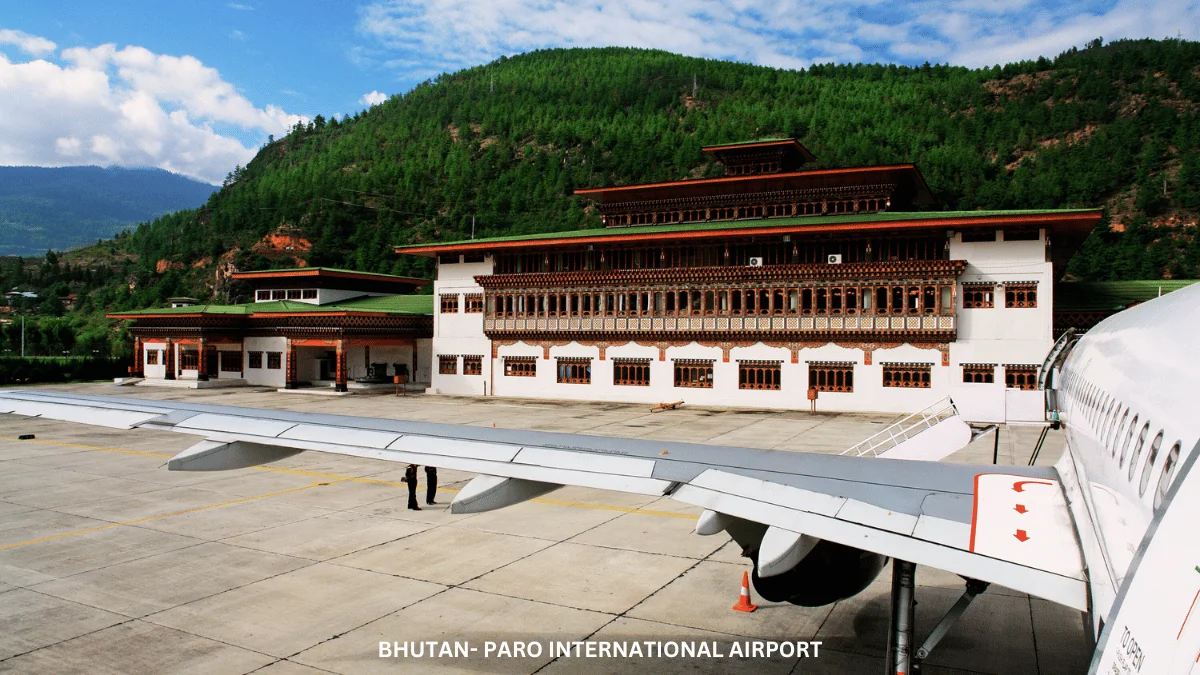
1154, 442, 1182, 510
1139, 432, 1164, 497
1128, 423, 1150, 481
1110, 408, 1128, 456
1119, 415, 1138, 467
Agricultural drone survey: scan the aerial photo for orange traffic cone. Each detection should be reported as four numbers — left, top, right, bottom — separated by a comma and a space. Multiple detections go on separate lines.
732, 570, 758, 612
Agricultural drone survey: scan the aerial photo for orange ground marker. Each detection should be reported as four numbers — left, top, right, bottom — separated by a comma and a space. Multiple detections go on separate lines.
732, 570, 758, 613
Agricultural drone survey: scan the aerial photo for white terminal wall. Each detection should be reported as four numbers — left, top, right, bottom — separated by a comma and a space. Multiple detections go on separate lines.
243, 337, 287, 388
432, 256, 494, 396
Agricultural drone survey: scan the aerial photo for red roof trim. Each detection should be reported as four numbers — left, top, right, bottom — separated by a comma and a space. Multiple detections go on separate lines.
572, 164, 917, 195
701, 140, 803, 153
394, 211, 1102, 257
230, 269, 426, 285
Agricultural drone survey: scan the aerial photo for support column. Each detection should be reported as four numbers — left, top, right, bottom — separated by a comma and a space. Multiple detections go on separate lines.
335, 339, 348, 392
132, 336, 144, 377
164, 338, 175, 380
285, 339, 297, 389
196, 337, 208, 381
412, 343, 418, 382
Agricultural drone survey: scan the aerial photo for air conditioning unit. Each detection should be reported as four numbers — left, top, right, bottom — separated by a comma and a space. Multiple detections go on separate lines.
827, 254, 843, 264
748, 257, 764, 267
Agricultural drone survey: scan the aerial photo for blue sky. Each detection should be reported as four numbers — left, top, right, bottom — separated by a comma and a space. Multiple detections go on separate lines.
0, 0, 1196, 184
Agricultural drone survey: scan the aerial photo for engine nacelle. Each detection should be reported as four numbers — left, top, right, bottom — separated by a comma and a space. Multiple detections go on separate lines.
751, 539, 888, 606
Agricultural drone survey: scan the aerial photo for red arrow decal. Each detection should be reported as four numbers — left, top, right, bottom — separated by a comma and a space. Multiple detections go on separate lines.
1014, 504, 1028, 514
1015, 529, 1030, 542
1013, 480, 1053, 493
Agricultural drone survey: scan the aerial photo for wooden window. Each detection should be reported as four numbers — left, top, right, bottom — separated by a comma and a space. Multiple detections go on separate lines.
463, 355, 483, 375
504, 357, 536, 377
962, 364, 995, 384
266, 352, 282, 370
674, 359, 714, 388
556, 358, 591, 384
256, 290, 271, 301
179, 350, 199, 370
286, 289, 301, 300
440, 294, 459, 313
301, 289, 317, 299
882, 363, 932, 389
271, 290, 286, 300
439, 355, 458, 375
247, 351, 263, 369
146, 350, 160, 365
962, 283, 994, 308
439, 254, 460, 264
739, 361, 781, 390
220, 351, 243, 372
808, 362, 854, 393
613, 358, 651, 386
1005, 282, 1038, 308
1004, 364, 1039, 390
463, 253, 485, 263
961, 229, 997, 242
464, 293, 484, 313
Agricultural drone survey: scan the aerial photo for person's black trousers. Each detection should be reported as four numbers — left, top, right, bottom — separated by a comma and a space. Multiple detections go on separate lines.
425, 467, 437, 504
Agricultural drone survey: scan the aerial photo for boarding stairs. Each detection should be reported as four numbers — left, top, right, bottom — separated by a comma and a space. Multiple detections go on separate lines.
839, 397, 974, 461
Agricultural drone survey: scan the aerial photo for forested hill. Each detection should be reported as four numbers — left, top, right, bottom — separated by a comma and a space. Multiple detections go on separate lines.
45, 39, 1200, 315
0, 166, 215, 256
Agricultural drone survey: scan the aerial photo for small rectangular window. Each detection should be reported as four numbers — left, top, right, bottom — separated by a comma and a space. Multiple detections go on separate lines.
738, 361, 781, 390
440, 294, 460, 313
146, 350, 160, 365
504, 357, 536, 377
962, 363, 995, 383
1003, 228, 1040, 241
286, 289, 301, 300
808, 362, 854, 393
1005, 282, 1038, 308
463, 254, 485, 263
962, 283, 994, 309
556, 358, 591, 384
248, 351, 263, 369
266, 352, 282, 370
301, 289, 317, 299
256, 290, 271, 302
439, 254, 460, 264
438, 355, 458, 375
219, 351, 243, 372
271, 289, 286, 300
464, 293, 484, 313
1005, 364, 1039, 390
882, 363, 932, 388
961, 230, 997, 243
674, 359, 714, 389
613, 358, 651, 386
463, 355, 483, 375
179, 350, 199, 370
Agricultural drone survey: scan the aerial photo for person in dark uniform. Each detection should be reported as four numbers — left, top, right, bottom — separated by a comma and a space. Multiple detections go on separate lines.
424, 466, 437, 505
404, 463, 421, 510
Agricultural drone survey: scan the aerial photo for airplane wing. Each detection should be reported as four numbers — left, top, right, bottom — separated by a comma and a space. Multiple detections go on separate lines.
0, 389, 1087, 611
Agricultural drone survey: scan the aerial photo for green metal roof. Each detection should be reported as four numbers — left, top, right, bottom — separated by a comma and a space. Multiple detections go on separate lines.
1054, 280, 1199, 312
111, 294, 433, 317
396, 209, 1099, 250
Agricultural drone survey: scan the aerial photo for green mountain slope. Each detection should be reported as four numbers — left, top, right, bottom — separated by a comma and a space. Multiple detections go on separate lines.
0, 166, 216, 255
12, 39, 1200, 328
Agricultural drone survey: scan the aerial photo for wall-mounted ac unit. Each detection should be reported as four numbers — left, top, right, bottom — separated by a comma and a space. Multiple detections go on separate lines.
827, 254, 843, 264
748, 257, 764, 267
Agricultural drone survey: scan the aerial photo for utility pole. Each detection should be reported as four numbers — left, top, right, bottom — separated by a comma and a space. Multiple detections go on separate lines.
471, 215, 475, 240
21, 315, 25, 357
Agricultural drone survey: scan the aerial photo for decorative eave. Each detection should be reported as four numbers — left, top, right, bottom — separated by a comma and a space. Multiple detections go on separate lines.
475, 260, 969, 289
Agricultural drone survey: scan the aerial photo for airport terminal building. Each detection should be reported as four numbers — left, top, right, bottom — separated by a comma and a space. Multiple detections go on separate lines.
396, 139, 1102, 413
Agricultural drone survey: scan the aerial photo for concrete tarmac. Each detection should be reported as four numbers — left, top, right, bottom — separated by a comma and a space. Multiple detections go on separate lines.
0, 383, 1090, 674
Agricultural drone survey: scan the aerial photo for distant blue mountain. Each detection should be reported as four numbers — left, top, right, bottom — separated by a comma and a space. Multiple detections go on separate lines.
0, 166, 216, 256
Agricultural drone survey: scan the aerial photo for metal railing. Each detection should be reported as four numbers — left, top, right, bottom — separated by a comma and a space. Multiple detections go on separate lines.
840, 397, 959, 458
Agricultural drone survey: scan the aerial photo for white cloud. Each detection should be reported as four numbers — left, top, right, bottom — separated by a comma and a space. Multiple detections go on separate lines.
355, 0, 1200, 76
227, 3, 254, 10
359, 90, 388, 106
0, 30, 307, 184
0, 28, 56, 56
229, 29, 247, 42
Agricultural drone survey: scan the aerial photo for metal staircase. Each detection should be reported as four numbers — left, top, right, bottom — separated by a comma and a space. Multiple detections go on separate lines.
840, 397, 960, 458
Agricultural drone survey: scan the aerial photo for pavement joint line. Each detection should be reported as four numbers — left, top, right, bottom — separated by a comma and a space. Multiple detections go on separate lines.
0, 481, 341, 552
2, 436, 701, 521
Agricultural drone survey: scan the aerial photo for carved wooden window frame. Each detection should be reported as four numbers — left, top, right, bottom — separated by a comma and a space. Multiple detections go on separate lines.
882, 362, 932, 389
504, 356, 537, 377
808, 361, 854, 393
1005, 364, 1039, 390
739, 360, 782, 390
462, 355, 483, 375
556, 357, 592, 384
674, 359, 714, 389
613, 358, 651, 386
438, 355, 458, 375
962, 363, 995, 384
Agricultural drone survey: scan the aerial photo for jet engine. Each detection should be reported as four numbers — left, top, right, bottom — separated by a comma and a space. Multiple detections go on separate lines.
750, 539, 888, 606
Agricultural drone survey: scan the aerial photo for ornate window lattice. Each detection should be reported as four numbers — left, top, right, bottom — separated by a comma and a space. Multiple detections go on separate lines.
557, 358, 592, 384
1004, 364, 1039, 390
439, 355, 458, 375
464, 293, 484, 313
962, 283, 994, 309
220, 351, 243, 372
1005, 282, 1038, 308
962, 363, 995, 383
146, 350, 160, 365
504, 356, 537, 377
266, 352, 282, 370
247, 351, 263, 369
739, 361, 782, 390
808, 362, 854, 393
674, 359, 714, 388
613, 358, 651, 386
882, 363, 932, 388
440, 294, 460, 313
463, 355, 483, 375
179, 350, 199, 370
